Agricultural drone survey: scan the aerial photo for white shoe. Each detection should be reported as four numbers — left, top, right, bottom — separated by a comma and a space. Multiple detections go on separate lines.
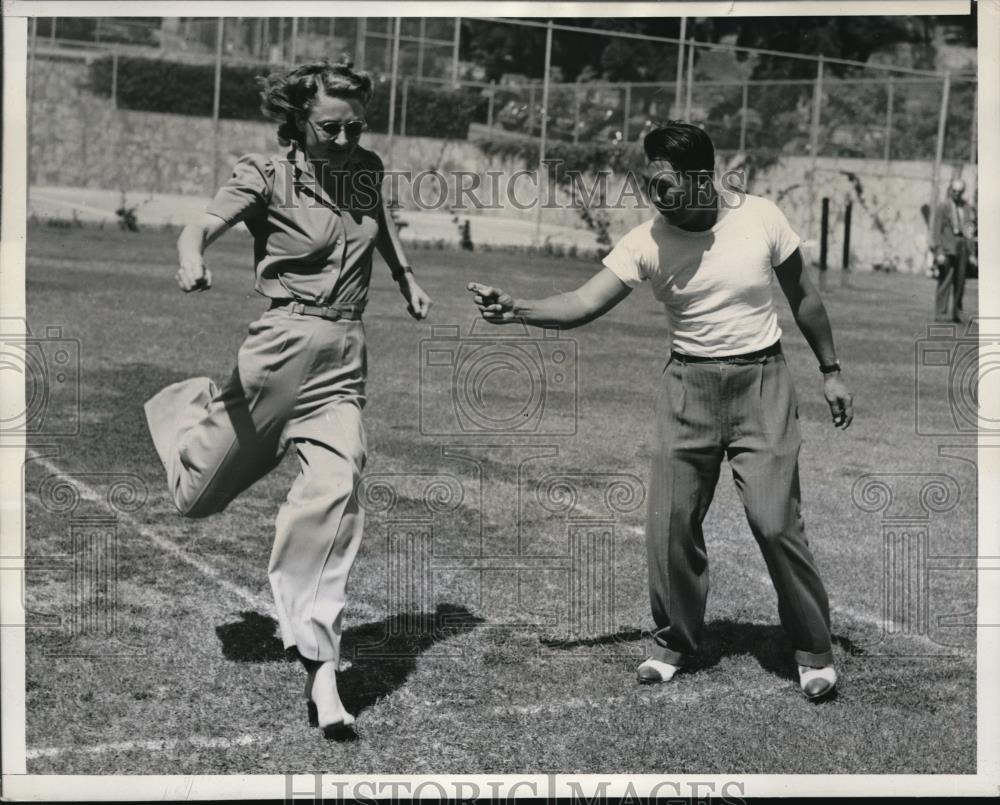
798, 665, 837, 701
637, 658, 680, 684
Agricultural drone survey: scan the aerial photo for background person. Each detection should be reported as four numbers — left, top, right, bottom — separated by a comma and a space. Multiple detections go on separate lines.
468, 122, 853, 702
932, 178, 977, 323
144, 57, 431, 740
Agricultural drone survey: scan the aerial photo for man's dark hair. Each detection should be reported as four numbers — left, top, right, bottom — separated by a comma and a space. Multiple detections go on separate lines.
643, 122, 715, 173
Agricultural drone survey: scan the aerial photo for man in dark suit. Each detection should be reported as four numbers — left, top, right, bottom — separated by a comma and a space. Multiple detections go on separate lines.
933, 179, 977, 323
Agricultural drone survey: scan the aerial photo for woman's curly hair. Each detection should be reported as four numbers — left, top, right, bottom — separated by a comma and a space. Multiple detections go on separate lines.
258, 56, 374, 146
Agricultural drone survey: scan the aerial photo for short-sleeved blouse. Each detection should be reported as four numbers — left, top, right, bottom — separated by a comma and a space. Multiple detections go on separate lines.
205, 145, 384, 306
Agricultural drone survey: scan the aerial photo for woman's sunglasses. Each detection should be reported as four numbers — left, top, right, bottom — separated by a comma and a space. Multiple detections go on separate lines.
311, 120, 367, 140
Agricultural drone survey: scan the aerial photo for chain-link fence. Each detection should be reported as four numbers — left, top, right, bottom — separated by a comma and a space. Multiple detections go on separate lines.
28, 15, 977, 269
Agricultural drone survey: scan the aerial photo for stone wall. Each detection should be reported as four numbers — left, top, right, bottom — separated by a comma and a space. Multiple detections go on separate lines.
31, 55, 977, 272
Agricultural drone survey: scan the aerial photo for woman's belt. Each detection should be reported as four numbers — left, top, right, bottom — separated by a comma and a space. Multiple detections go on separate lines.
270, 299, 366, 321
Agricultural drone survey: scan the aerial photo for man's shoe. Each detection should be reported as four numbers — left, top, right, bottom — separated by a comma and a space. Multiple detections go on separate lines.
637, 658, 680, 684
798, 665, 837, 701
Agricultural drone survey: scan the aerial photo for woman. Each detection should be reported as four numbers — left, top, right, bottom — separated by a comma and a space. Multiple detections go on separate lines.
144, 57, 431, 739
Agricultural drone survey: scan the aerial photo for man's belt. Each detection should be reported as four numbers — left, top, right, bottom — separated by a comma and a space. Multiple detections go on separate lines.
671, 340, 782, 364
270, 299, 366, 321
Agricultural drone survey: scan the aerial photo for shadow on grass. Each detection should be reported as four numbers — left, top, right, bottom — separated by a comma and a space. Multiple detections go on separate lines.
540, 628, 645, 649
216, 612, 290, 662
216, 603, 484, 716
543, 619, 854, 683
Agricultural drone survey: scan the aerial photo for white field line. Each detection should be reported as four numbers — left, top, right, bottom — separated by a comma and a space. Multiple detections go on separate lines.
23, 451, 384, 620
23, 448, 972, 657
27, 681, 791, 760
27, 449, 274, 613
26, 732, 271, 761
28, 193, 118, 220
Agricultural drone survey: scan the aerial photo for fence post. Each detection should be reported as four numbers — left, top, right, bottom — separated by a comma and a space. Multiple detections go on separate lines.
970, 79, 978, 166
819, 196, 829, 288
928, 70, 952, 249
487, 80, 496, 130
684, 38, 694, 120
111, 48, 119, 110
401, 78, 409, 137
451, 18, 461, 87
534, 19, 553, 246
211, 18, 224, 191
27, 15, 38, 185
808, 54, 824, 238
884, 73, 894, 167
356, 18, 366, 70
290, 17, 298, 64
254, 18, 265, 61
573, 83, 581, 144
674, 16, 686, 118
528, 83, 536, 137
739, 79, 748, 151
51, 17, 57, 44
417, 17, 426, 79
623, 83, 631, 142
386, 17, 401, 172
842, 197, 853, 282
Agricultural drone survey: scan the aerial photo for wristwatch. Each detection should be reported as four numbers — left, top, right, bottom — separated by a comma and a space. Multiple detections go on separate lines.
819, 361, 841, 375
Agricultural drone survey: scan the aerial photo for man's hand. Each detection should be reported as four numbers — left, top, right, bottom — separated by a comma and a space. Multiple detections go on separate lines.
468, 282, 517, 323
824, 374, 854, 429
399, 274, 432, 320
176, 259, 212, 293
934, 251, 948, 267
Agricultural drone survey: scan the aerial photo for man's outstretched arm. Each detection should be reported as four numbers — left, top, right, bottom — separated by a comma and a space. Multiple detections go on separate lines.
468, 267, 633, 329
774, 248, 855, 430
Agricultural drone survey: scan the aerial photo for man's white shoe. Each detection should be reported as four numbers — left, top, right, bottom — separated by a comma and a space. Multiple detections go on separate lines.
798, 665, 837, 701
637, 658, 680, 684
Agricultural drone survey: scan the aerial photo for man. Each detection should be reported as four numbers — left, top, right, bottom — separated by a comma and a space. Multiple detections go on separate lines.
932, 179, 977, 323
467, 122, 853, 701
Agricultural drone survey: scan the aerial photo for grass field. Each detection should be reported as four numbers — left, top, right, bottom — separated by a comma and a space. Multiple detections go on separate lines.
22, 222, 979, 775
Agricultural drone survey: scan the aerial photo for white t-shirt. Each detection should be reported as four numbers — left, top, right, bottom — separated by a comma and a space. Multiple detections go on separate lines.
602, 193, 800, 357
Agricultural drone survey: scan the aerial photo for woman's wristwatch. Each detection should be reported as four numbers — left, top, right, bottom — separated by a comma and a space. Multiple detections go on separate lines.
819, 361, 841, 375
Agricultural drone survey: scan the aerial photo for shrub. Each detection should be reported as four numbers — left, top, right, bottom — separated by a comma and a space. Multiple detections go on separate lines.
89, 56, 280, 119
368, 81, 481, 139
88, 57, 480, 139
115, 192, 140, 231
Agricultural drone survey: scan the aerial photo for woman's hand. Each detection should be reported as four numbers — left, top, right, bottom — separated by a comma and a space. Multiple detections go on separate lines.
398, 274, 432, 320
468, 282, 517, 323
176, 258, 213, 293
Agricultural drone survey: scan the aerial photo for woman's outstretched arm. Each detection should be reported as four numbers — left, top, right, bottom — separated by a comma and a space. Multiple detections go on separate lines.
374, 198, 432, 319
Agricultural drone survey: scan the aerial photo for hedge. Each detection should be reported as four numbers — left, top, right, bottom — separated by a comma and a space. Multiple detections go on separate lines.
367, 80, 481, 140
88, 56, 480, 139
